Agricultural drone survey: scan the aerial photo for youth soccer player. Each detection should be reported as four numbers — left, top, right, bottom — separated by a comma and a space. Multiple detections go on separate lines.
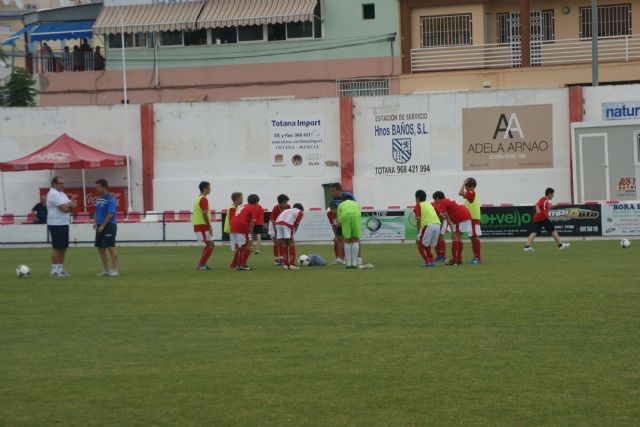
414, 189, 442, 267
524, 188, 570, 251
459, 177, 482, 264
337, 195, 361, 269
433, 191, 472, 266
225, 192, 243, 268
269, 194, 291, 266
230, 194, 260, 271
330, 183, 362, 265
192, 181, 214, 271
327, 200, 344, 264
275, 203, 304, 270
251, 201, 265, 254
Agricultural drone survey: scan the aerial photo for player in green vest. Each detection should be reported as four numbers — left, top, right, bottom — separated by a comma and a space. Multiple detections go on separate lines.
414, 190, 442, 267
337, 195, 362, 269
192, 181, 214, 270
459, 177, 482, 264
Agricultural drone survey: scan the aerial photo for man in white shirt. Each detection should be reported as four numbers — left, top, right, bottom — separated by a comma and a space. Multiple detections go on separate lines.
47, 176, 76, 278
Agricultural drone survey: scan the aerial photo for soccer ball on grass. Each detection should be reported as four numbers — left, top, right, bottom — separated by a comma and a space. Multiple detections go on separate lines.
16, 265, 31, 278
299, 255, 311, 266
620, 239, 631, 248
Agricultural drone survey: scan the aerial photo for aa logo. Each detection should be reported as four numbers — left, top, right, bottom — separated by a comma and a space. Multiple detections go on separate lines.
493, 113, 524, 139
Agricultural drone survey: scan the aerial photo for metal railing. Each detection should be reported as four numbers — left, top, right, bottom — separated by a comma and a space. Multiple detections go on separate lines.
411, 34, 640, 72
337, 78, 390, 97
31, 49, 106, 74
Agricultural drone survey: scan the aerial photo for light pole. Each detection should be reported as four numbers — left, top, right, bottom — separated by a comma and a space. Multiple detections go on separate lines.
116, 2, 133, 212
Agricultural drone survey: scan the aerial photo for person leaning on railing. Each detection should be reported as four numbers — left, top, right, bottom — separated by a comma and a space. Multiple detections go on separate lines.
94, 46, 105, 71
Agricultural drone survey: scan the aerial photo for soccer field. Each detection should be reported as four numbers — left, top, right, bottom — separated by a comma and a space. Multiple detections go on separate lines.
1, 241, 638, 426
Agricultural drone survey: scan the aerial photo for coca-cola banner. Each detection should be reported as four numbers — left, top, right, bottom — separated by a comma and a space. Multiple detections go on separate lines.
39, 187, 128, 213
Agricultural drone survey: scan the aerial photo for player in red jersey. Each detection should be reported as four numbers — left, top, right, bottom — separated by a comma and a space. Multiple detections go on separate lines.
251, 201, 265, 254
524, 187, 570, 252
433, 191, 472, 265
230, 194, 260, 271
226, 192, 243, 268
275, 203, 304, 270
327, 200, 344, 264
269, 194, 291, 266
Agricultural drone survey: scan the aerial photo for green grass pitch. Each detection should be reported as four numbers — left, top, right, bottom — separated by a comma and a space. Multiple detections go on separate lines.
1, 241, 639, 426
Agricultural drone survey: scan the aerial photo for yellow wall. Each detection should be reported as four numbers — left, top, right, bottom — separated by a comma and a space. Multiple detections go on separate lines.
0, 17, 26, 69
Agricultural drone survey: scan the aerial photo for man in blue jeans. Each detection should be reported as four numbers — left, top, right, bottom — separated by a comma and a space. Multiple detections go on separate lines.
94, 179, 120, 276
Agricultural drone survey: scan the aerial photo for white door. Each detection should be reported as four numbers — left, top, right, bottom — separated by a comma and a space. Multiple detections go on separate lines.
579, 134, 610, 201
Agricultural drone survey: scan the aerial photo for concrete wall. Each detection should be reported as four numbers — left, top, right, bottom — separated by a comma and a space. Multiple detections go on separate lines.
152, 98, 341, 211
583, 84, 640, 121
352, 89, 571, 206
0, 105, 143, 214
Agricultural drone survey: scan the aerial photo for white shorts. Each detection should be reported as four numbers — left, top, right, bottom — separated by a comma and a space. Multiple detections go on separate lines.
440, 219, 449, 234
275, 224, 294, 240
230, 233, 248, 250
455, 220, 472, 234
268, 222, 276, 238
195, 230, 213, 243
471, 221, 482, 237
420, 224, 440, 247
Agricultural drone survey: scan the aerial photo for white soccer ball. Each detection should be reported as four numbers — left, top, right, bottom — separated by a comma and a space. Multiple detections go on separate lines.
16, 265, 30, 278
299, 255, 310, 266
620, 239, 631, 248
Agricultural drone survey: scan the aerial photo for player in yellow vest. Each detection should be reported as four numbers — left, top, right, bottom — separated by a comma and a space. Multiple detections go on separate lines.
414, 190, 442, 267
459, 177, 482, 264
192, 181, 214, 270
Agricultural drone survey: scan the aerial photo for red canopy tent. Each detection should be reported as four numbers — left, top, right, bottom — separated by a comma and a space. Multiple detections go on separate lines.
0, 133, 129, 213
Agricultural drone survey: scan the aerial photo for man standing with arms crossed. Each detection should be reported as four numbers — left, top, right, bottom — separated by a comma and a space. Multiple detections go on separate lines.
47, 175, 76, 278
95, 179, 120, 276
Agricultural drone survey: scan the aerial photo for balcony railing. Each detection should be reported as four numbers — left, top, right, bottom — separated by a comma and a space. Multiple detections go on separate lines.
411, 35, 640, 72
30, 49, 106, 74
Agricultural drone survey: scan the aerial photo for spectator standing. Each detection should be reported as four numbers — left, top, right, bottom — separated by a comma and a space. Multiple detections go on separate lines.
31, 195, 48, 224
94, 179, 120, 276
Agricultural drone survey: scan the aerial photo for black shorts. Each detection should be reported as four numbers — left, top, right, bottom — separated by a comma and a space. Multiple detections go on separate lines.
95, 223, 117, 248
48, 225, 69, 249
253, 225, 264, 235
532, 218, 555, 234
335, 226, 343, 237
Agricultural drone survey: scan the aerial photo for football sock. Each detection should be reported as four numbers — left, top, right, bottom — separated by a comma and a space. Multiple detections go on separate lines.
436, 236, 446, 258
458, 241, 464, 263
242, 246, 251, 266
199, 246, 213, 266
231, 248, 239, 268
426, 247, 434, 263
472, 239, 481, 260
57, 264, 63, 273
418, 244, 429, 262
333, 241, 339, 257
344, 244, 352, 267
281, 245, 289, 266
352, 243, 360, 267
289, 245, 296, 266
451, 241, 458, 263
273, 243, 279, 259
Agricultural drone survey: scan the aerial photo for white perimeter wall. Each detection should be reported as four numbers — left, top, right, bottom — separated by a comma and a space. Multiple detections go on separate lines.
152, 99, 341, 211
0, 105, 143, 215
353, 89, 571, 207
10, 85, 640, 215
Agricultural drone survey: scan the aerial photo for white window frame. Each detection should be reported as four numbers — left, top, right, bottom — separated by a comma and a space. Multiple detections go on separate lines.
0, 24, 12, 34
634, 131, 640, 166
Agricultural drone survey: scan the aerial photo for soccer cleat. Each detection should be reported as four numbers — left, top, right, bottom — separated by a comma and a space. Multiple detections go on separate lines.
421, 262, 431, 268
357, 263, 374, 269
331, 258, 344, 265
446, 260, 459, 266
283, 265, 289, 270
274, 261, 284, 266
289, 265, 299, 270
108, 270, 120, 277
196, 265, 211, 271
60, 270, 71, 277
97, 270, 110, 276
49, 271, 64, 278
469, 258, 481, 265
236, 266, 252, 271
559, 242, 570, 250
523, 246, 535, 252
435, 257, 446, 262
357, 257, 363, 266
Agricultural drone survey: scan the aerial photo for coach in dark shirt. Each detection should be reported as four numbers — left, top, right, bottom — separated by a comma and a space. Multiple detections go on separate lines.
31, 196, 48, 224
